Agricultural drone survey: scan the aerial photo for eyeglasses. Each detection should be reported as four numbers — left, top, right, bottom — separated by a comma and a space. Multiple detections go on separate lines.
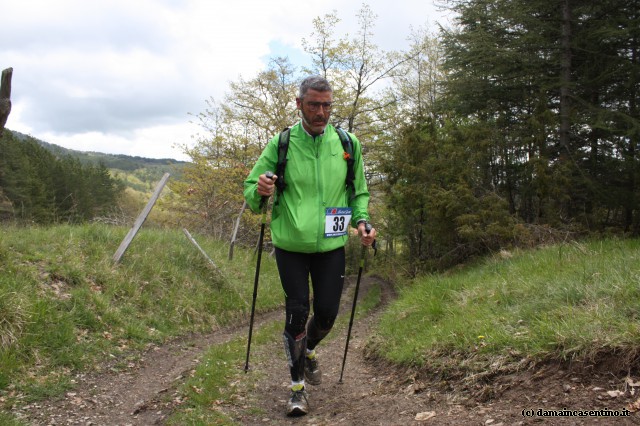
305, 101, 333, 112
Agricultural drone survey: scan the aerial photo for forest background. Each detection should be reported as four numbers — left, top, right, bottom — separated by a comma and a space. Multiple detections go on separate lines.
1, 0, 638, 275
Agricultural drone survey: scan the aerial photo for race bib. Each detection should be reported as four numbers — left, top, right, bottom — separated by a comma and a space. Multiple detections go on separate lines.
324, 207, 352, 237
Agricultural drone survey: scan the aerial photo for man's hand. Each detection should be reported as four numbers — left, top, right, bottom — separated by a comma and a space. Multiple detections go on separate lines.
357, 222, 376, 247
257, 173, 277, 197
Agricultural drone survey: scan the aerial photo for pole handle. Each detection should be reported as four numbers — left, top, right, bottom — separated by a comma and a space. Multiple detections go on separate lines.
259, 171, 275, 211
363, 222, 378, 253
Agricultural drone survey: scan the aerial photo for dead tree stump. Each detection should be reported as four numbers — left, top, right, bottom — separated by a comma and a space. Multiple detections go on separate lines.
0, 67, 13, 136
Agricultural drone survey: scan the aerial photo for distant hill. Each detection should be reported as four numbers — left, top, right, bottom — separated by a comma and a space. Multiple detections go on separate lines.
8, 129, 188, 172
7, 129, 187, 183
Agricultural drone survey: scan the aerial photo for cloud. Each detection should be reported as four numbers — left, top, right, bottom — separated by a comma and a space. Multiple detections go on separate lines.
2, 0, 448, 160
37, 121, 200, 161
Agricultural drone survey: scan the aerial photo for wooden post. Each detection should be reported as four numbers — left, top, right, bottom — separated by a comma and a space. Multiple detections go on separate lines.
0, 67, 13, 136
113, 172, 170, 264
183, 228, 220, 272
228, 200, 247, 260
183, 228, 247, 307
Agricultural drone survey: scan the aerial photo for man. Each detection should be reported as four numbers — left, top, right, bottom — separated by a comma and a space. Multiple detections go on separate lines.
243, 75, 376, 416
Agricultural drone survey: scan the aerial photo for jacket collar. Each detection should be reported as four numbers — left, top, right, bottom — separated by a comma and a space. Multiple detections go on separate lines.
298, 119, 328, 138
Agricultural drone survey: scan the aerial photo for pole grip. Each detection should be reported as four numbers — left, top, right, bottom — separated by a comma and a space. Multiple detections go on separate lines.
363, 222, 377, 253
259, 171, 275, 211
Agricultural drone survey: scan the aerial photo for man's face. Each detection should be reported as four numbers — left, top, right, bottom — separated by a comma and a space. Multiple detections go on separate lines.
296, 89, 333, 136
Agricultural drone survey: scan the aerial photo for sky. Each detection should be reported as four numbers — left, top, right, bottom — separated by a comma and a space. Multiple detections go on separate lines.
2, 0, 451, 161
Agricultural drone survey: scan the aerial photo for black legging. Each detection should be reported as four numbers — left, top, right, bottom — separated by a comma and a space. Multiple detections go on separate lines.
275, 246, 345, 381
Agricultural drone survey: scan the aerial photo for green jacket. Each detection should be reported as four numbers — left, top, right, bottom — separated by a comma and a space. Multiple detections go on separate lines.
244, 122, 370, 253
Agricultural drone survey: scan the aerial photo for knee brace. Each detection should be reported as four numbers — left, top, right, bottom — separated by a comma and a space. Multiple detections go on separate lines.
283, 330, 306, 381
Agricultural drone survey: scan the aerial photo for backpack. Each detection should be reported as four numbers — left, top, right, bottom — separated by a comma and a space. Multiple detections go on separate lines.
274, 127, 356, 202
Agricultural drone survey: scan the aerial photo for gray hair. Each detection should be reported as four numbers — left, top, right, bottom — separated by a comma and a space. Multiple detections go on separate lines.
298, 76, 332, 99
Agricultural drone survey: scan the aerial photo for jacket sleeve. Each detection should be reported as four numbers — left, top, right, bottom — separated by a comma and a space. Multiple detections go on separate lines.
243, 135, 279, 213
348, 133, 371, 227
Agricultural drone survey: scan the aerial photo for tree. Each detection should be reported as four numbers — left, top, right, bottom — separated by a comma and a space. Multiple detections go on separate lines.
0, 131, 122, 224
440, 0, 640, 233
172, 58, 299, 241
383, 118, 516, 272
302, 5, 410, 139
301, 11, 350, 79
392, 27, 444, 121
376, 28, 446, 255
223, 56, 299, 152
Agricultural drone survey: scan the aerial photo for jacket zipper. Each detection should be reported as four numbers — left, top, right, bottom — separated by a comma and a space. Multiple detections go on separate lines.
315, 133, 324, 252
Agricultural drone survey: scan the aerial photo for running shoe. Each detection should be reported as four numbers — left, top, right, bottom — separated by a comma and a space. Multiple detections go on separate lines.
286, 386, 309, 416
304, 353, 322, 385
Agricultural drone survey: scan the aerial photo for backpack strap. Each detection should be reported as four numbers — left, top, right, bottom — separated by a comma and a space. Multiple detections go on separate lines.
336, 127, 356, 201
275, 127, 290, 198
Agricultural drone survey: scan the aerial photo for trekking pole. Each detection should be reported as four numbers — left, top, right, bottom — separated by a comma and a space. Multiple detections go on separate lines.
244, 171, 274, 373
339, 222, 376, 383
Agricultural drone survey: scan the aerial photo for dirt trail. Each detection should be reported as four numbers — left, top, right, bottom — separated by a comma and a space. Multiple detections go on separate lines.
11, 275, 640, 425
10, 308, 282, 425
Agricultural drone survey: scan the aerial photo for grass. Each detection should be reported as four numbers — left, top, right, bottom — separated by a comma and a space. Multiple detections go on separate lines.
0, 412, 22, 426
373, 238, 640, 379
0, 223, 282, 411
166, 321, 281, 425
